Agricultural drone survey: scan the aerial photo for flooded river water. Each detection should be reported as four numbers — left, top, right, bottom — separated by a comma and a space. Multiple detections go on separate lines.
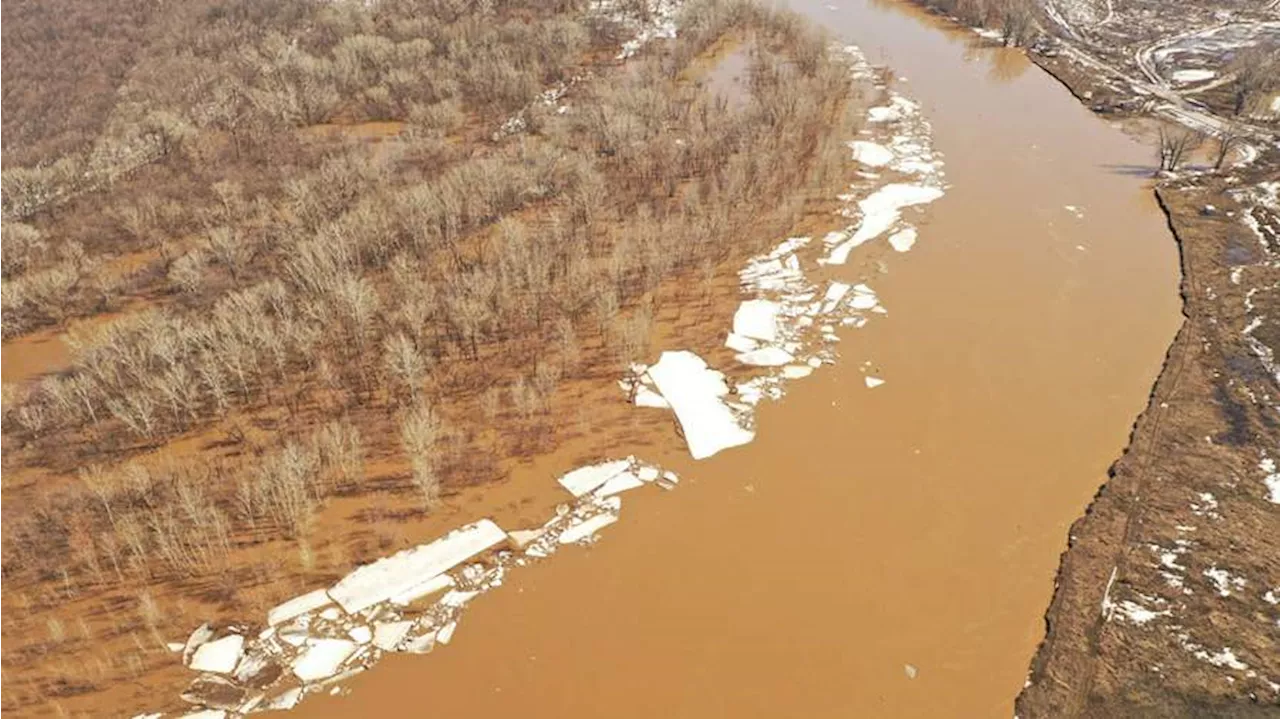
295, 0, 1182, 716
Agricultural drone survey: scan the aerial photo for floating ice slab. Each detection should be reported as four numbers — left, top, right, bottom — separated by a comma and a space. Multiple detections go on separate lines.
725, 332, 760, 354
180, 711, 227, 719
372, 621, 414, 651
849, 141, 894, 167
865, 376, 885, 388
783, 365, 814, 379
558, 459, 633, 497
635, 385, 670, 408
267, 588, 332, 627
733, 300, 780, 343
330, 520, 507, 614
735, 347, 796, 367
822, 282, 851, 313
390, 573, 454, 606
292, 638, 359, 683
348, 626, 373, 644
559, 512, 620, 544
596, 470, 645, 497
184, 624, 214, 665
189, 635, 245, 675
646, 351, 754, 460
888, 228, 917, 252
436, 621, 458, 645
849, 284, 879, 310
868, 105, 899, 122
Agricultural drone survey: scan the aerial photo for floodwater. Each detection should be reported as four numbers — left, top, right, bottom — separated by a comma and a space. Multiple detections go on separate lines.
295, 0, 1182, 717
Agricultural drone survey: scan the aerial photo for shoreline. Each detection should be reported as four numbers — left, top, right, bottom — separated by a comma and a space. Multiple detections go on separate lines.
941, 8, 1280, 715
119, 39, 950, 719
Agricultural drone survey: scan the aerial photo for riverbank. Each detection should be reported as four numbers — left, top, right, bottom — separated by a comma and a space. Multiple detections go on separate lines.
969, 2, 1280, 715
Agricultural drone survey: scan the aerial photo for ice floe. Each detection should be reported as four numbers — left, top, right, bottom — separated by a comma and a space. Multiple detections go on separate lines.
267, 589, 332, 627
849, 140, 894, 167
188, 635, 245, 675
292, 639, 359, 683
329, 520, 508, 614
645, 350, 755, 459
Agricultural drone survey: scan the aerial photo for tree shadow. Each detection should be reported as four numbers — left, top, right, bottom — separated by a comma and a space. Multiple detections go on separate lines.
1100, 163, 1157, 178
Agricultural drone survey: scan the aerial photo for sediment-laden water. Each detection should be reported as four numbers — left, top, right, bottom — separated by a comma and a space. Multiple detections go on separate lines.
234, 0, 1182, 716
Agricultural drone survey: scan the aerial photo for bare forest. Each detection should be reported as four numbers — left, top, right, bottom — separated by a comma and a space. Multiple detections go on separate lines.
0, 0, 868, 714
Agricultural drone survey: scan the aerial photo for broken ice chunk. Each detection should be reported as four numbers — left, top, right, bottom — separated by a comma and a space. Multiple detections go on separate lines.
848, 140, 894, 167
441, 590, 479, 608
783, 365, 814, 379
267, 588, 333, 627
329, 520, 507, 614
733, 300, 781, 343
849, 284, 879, 310
389, 573, 455, 606
188, 634, 245, 675
725, 332, 761, 354
436, 621, 458, 645
888, 227, 917, 252
735, 346, 795, 367
348, 625, 373, 644
646, 351, 754, 460
595, 470, 645, 497
634, 385, 671, 408
263, 688, 303, 712
372, 621, 415, 651
558, 512, 620, 544
292, 638, 359, 683
179, 710, 228, 719
183, 623, 215, 666
558, 459, 633, 498
865, 376, 885, 388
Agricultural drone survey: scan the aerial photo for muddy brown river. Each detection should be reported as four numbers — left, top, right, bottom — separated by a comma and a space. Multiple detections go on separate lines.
295, 0, 1182, 716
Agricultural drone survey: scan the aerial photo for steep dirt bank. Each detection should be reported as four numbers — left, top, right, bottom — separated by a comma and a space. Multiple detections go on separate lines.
1013, 52, 1280, 719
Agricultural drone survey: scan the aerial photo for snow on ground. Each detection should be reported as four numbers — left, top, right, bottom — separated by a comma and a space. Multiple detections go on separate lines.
1260, 455, 1280, 504
1170, 69, 1215, 84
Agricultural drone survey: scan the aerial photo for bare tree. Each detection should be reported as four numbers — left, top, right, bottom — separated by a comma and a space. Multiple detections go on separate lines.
382, 332, 427, 406
206, 226, 251, 285
1213, 125, 1245, 171
1157, 126, 1203, 172
400, 402, 442, 508
996, 0, 1037, 47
